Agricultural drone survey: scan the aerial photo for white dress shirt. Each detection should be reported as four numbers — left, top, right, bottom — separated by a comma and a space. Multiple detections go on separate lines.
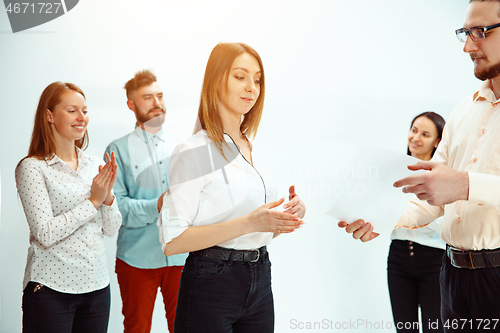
396, 80, 500, 250
391, 216, 445, 250
15, 148, 122, 293
158, 130, 277, 250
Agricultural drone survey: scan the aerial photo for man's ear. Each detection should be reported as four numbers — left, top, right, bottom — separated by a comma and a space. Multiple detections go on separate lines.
127, 100, 135, 112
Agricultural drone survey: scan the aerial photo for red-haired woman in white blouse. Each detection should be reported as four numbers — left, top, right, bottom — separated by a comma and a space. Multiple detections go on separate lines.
15, 82, 122, 333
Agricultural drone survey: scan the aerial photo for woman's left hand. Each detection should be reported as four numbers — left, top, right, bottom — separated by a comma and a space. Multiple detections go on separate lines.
100, 152, 118, 206
283, 185, 306, 219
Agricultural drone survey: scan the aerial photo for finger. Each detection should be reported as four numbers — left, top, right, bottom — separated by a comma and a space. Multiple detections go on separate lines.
393, 174, 425, 188
338, 221, 348, 228
283, 197, 299, 210
407, 161, 435, 171
280, 220, 304, 232
264, 197, 285, 209
345, 219, 366, 234
102, 168, 113, 185
401, 184, 427, 195
360, 229, 380, 242
352, 222, 372, 240
272, 210, 302, 221
94, 163, 110, 182
288, 185, 296, 200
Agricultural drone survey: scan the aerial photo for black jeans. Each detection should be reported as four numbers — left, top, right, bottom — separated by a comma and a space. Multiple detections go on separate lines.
388, 240, 444, 333
441, 253, 500, 332
22, 282, 110, 333
175, 250, 274, 333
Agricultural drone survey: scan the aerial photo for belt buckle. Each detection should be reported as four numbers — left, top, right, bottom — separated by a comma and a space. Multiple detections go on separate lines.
250, 249, 260, 262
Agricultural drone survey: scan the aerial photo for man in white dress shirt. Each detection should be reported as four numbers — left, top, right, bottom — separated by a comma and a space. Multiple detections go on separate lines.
341, 1, 500, 330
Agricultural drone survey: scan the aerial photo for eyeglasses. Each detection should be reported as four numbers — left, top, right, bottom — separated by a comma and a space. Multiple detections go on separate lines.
455, 22, 500, 42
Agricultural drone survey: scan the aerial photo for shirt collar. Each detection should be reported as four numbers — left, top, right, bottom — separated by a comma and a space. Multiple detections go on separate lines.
134, 125, 165, 143
46, 147, 89, 166
473, 80, 500, 104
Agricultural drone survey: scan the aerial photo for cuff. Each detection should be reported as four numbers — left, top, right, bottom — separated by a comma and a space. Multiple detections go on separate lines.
73, 200, 99, 225
468, 171, 500, 209
147, 198, 160, 218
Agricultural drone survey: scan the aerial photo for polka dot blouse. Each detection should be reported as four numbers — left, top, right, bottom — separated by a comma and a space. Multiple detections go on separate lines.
15, 148, 122, 294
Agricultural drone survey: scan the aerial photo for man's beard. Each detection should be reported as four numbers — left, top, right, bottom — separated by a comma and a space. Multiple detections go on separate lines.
143, 112, 165, 127
135, 103, 166, 127
473, 56, 500, 81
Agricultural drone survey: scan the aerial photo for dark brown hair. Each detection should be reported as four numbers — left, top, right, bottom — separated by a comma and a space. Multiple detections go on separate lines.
407, 112, 445, 158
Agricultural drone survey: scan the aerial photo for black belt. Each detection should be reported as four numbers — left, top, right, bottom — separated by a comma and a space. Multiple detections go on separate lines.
446, 245, 500, 269
190, 246, 266, 262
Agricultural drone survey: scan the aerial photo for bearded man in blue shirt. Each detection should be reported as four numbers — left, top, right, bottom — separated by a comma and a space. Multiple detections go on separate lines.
105, 70, 187, 333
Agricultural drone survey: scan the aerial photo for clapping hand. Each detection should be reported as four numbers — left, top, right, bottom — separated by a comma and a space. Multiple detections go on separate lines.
89, 152, 117, 208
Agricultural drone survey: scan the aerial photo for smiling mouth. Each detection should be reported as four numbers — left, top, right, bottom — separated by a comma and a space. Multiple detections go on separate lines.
241, 97, 253, 103
149, 108, 165, 114
410, 142, 420, 148
73, 125, 85, 130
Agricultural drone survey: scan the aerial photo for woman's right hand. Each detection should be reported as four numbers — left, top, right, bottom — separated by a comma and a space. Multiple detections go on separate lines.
247, 197, 303, 234
89, 160, 114, 209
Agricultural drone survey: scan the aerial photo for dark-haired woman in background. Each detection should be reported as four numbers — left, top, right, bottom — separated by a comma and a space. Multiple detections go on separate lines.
158, 42, 306, 332
388, 112, 446, 333
15, 82, 121, 332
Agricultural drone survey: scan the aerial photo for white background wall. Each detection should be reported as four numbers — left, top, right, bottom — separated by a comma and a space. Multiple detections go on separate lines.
0, 0, 479, 332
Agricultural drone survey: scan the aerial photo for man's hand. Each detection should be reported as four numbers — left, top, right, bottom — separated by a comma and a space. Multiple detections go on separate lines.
393, 161, 469, 206
338, 219, 379, 242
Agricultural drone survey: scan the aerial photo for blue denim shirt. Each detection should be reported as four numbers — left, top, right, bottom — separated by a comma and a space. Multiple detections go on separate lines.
105, 126, 187, 268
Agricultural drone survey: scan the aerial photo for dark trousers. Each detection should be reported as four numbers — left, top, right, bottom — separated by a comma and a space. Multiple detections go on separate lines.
174, 251, 274, 333
441, 254, 500, 332
22, 282, 110, 333
388, 240, 444, 333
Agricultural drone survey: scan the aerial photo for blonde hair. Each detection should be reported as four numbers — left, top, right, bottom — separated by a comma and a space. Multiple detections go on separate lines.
197, 42, 265, 159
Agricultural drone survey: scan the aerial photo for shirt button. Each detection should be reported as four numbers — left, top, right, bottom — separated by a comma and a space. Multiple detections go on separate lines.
155, 144, 158, 147
482, 128, 486, 134
457, 217, 461, 222
409, 252, 414, 256
159, 161, 162, 165
478, 203, 483, 206
162, 180, 165, 184
473, 157, 477, 163
409, 246, 414, 250
135, 166, 138, 169
408, 241, 413, 245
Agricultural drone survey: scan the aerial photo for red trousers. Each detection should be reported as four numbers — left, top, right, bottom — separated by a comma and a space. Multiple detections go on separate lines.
115, 258, 183, 333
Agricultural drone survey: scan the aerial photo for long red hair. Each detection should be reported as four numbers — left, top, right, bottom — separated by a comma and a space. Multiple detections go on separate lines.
26, 82, 88, 161
197, 42, 265, 159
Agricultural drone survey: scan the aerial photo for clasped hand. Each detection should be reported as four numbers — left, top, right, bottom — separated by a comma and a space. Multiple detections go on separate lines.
89, 152, 118, 208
